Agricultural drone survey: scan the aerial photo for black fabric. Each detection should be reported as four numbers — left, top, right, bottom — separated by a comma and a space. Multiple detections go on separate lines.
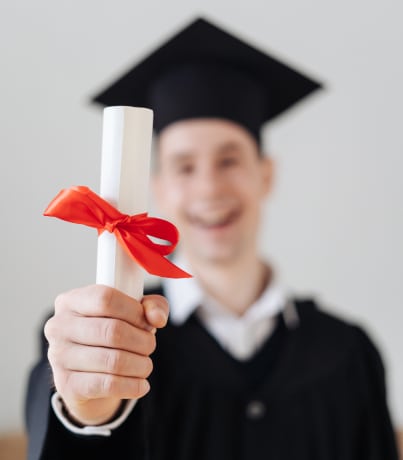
92, 17, 322, 144
25, 288, 399, 460
149, 63, 267, 142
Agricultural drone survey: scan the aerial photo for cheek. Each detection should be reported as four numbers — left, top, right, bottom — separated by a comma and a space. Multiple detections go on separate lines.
154, 180, 187, 218
233, 172, 265, 203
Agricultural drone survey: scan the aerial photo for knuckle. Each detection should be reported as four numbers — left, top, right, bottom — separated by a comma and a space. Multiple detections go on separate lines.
144, 332, 157, 355
105, 349, 123, 374
140, 357, 153, 378
47, 346, 57, 366
95, 285, 115, 313
138, 332, 157, 356
80, 377, 96, 399
52, 369, 66, 394
133, 378, 150, 398
132, 378, 143, 397
54, 292, 67, 312
58, 370, 73, 393
47, 343, 67, 368
103, 319, 122, 347
44, 317, 57, 341
58, 371, 105, 402
77, 374, 106, 399
100, 374, 116, 396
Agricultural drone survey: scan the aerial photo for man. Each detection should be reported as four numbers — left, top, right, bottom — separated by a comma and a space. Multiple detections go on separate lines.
25, 17, 399, 460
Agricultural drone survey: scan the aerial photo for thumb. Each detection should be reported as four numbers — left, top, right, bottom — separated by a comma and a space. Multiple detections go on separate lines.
142, 294, 169, 329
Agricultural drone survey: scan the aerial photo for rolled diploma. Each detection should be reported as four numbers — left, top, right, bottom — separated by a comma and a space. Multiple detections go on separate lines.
96, 106, 153, 300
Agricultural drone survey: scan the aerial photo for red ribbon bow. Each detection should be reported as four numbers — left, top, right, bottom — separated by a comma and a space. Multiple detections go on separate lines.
44, 185, 191, 279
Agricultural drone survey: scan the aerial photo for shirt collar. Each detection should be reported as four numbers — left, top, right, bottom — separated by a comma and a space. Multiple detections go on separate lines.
163, 257, 204, 325
162, 255, 287, 326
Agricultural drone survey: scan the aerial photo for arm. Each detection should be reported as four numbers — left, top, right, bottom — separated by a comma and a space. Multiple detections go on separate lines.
25, 285, 168, 460
354, 327, 399, 460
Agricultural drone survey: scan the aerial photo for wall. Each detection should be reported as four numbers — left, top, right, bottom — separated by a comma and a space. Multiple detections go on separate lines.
0, 0, 401, 431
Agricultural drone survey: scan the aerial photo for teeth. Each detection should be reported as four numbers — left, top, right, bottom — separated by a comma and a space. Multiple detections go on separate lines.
189, 209, 237, 227
199, 217, 228, 226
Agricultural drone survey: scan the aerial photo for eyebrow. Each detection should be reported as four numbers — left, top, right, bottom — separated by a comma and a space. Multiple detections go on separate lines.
170, 141, 244, 159
167, 151, 196, 164
216, 141, 244, 155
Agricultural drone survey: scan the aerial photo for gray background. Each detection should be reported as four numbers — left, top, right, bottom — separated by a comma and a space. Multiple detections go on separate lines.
0, 0, 402, 432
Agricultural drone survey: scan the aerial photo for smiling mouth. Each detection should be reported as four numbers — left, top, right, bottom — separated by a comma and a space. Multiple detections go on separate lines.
187, 209, 240, 229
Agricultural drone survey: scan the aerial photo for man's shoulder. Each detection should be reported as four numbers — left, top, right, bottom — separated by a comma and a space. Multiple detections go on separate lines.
295, 297, 355, 333
293, 297, 383, 373
145, 286, 376, 357
295, 297, 371, 341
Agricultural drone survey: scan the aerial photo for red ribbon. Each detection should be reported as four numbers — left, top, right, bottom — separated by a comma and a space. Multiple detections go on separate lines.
44, 185, 191, 279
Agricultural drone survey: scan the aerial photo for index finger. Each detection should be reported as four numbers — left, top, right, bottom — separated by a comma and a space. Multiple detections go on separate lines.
55, 284, 152, 331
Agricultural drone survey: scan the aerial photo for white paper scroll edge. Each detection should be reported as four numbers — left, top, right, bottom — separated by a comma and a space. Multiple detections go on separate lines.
96, 106, 153, 300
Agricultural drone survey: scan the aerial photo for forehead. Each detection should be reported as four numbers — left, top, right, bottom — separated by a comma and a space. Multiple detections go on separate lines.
157, 118, 259, 158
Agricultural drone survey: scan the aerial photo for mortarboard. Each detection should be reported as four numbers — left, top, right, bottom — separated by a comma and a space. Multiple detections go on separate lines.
92, 17, 322, 144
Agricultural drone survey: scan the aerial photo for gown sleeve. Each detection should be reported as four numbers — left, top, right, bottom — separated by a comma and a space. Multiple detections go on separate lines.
353, 326, 399, 460
24, 313, 150, 460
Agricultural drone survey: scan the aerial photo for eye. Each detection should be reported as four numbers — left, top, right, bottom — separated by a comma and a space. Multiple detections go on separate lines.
176, 162, 194, 175
219, 156, 239, 168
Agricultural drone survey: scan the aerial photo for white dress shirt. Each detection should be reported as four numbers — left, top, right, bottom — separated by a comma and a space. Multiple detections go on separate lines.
52, 260, 298, 435
164, 267, 287, 360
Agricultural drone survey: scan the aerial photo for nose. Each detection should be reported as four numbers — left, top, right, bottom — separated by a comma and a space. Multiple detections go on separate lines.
193, 164, 226, 198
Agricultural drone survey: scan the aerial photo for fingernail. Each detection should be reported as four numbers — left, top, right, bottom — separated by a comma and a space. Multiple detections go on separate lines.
141, 380, 150, 394
153, 307, 168, 326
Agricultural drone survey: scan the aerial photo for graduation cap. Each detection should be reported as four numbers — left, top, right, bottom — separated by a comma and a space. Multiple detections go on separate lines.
92, 17, 322, 144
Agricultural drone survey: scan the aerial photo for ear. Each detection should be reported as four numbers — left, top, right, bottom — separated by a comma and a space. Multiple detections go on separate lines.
259, 155, 275, 198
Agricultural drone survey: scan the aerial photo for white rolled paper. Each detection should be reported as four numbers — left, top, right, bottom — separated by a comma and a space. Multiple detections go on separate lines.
96, 106, 153, 300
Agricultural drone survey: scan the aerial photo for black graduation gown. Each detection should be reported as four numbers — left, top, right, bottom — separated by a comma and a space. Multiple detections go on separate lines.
25, 289, 399, 460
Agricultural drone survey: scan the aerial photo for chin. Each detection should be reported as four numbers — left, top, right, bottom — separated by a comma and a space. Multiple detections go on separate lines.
189, 244, 241, 266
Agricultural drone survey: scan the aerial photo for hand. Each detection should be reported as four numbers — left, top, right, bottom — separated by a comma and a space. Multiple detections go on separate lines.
44, 284, 169, 426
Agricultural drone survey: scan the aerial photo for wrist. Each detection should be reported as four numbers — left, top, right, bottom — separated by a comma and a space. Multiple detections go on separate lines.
51, 393, 138, 436
62, 398, 124, 427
